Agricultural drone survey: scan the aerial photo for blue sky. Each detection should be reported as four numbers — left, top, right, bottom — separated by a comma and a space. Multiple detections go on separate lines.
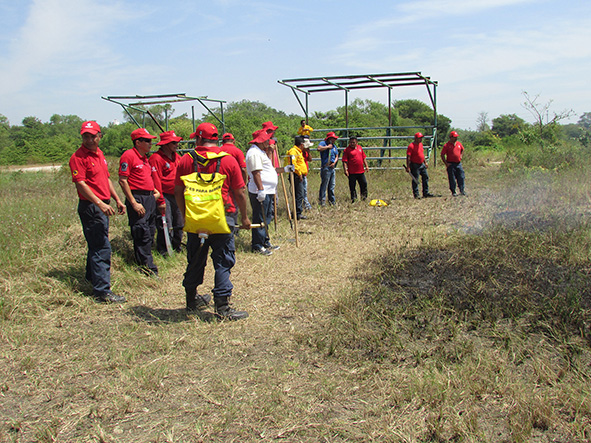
0, 0, 589, 130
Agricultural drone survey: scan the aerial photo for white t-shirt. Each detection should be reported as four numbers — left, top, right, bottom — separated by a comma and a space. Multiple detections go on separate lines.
245, 145, 278, 195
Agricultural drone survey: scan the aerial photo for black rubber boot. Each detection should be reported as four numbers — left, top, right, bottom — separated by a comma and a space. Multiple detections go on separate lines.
95, 291, 126, 303
186, 290, 211, 312
214, 296, 249, 321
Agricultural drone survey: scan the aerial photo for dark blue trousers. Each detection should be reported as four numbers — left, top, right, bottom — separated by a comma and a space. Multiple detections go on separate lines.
319, 167, 336, 205
183, 215, 237, 299
446, 162, 465, 194
126, 192, 158, 274
289, 174, 305, 217
249, 192, 274, 251
410, 162, 430, 197
348, 173, 368, 202
78, 200, 112, 297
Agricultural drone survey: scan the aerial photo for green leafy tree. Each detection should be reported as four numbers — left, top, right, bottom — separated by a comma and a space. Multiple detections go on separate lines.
168, 116, 194, 141
491, 114, 527, 138
48, 114, 83, 135
202, 100, 297, 155
577, 112, 591, 130
312, 99, 394, 137
8, 117, 47, 164
0, 114, 13, 164
100, 122, 137, 156
311, 109, 342, 133
0, 113, 9, 130
394, 99, 451, 145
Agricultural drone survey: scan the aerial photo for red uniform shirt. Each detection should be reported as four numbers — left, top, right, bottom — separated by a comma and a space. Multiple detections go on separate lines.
69, 145, 111, 201
302, 149, 311, 175
119, 147, 156, 191
220, 143, 246, 169
148, 149, 181, 195
342, 144, 367, 174
175, 147, 245, 214
441, 141, 464, 163
407, 142, 425, 164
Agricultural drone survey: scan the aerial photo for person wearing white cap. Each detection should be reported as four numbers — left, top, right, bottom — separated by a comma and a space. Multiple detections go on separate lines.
302, 138, 313, 210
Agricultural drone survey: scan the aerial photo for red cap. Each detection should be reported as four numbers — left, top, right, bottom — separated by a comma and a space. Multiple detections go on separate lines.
325, 132, 339, 141
222, 133, 235, 141
157, 130, 183, 146
250, 129, 273, 144
414, 132, 424, 138
131, 128, 157, 141
191, 122, 218, 141
262, 121, 278, 133
80, 121, 101, 135
450, 131, 459, 138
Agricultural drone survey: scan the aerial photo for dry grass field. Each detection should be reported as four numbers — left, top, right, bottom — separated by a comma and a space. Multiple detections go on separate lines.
0, 157, 590, 442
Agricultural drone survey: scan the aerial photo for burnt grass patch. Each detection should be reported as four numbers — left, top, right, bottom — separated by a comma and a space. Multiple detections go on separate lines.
332, 217, 591, 363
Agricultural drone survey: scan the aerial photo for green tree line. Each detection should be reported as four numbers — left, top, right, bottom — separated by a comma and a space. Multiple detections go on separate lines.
1, 97, 589, 167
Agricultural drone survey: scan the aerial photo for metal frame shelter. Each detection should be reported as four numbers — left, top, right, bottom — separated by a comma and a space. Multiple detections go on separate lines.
278, 72, 438, 168
101, 93, 227, 139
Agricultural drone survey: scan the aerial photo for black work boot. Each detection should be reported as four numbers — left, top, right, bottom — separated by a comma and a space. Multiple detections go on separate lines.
214, 297, 249, 321
186, 290, 211, 312
95, 291, 126, 304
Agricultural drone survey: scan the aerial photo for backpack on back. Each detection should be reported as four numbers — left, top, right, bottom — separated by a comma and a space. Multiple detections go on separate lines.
180, 150, 231, 235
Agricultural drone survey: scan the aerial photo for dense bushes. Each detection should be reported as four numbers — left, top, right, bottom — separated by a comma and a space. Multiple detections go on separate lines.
1, 101, 589, 168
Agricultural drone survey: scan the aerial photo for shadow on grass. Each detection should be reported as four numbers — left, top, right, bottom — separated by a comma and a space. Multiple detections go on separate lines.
126, 305, 217, 324
46, 266, 94, 297
110, 234, 137, 266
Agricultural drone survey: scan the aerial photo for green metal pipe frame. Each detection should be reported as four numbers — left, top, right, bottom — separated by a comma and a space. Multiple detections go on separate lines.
279, 72, 438, 169
101, 94, 227, 135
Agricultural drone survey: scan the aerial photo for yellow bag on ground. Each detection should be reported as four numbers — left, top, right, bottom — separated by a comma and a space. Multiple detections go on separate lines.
369, 199, 388, 207
181, 151, 231, 235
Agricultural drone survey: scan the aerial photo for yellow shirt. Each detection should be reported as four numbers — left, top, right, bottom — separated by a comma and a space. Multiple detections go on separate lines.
297, 124, 313, 137
284, 145, 308, 177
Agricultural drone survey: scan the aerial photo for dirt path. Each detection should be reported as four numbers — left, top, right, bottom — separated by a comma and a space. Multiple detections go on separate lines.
1, 164, 63, 172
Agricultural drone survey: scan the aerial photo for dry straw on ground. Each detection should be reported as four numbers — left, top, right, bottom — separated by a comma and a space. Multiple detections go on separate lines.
0, 163, 590, 442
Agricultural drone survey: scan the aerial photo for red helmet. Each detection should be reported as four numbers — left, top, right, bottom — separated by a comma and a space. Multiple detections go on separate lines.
414, 132, 424, 138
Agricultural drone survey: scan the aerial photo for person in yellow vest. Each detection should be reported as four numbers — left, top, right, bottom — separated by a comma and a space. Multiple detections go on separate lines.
297, 119, 313, 139
283, 136, 309, 220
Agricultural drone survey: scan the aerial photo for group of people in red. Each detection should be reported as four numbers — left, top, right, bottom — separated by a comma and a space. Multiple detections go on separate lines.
298, 120, 371, 205
69, 120, 257, 320
298, 120, 466, 203
69, 119, 466, 318
406, 131, 466, 199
